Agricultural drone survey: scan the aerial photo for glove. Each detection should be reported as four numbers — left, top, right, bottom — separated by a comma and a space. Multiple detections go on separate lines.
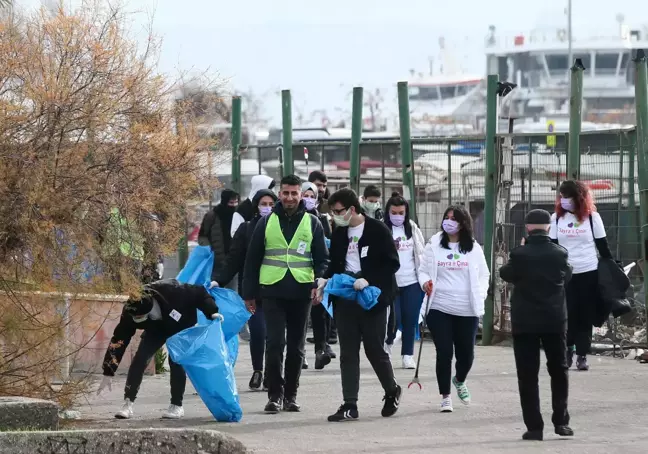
96, 376, 112, 396
209, 281, 219, 289
353, 278, 369, 291
211, 313, 224, 322
316, 278, 328, 290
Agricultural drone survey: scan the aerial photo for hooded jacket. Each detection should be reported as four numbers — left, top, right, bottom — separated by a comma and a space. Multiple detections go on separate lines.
214, 189, 278, 296
198, 189, 239, 280
101, 279, 218, 376
231, 175, 275, 237
242, 201, 329, 301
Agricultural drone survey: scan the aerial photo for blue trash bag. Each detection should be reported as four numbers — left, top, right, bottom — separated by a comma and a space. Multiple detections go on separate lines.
200, 286, 251, 342
167, 320, 242, 422
322, 274, 382, 317
176, 245, 214, 286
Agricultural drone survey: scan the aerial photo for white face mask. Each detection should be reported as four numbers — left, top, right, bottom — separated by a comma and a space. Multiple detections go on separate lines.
363, 201, 380, 215
333, 209, 353, 227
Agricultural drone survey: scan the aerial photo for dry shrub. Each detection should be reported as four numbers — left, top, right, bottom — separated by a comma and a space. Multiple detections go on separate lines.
0, 1, 221, 406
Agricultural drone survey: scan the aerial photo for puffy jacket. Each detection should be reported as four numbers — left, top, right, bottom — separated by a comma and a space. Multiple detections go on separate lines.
499, 232, 572, 334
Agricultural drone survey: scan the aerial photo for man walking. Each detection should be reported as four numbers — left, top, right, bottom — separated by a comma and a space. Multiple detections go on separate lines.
320, 188, 402, 422
500, 209, 574, 441
96, 279, 221, 420
243, 174, 329, 414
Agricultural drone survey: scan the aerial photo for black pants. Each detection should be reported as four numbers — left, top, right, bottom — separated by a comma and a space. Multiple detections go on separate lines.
426, 309, 478, 396
513, 332, 570, 431
248, 301, 266, 372
335, 301, 398, 404
311, 303, 331, 352
566, 270, 598, 356
124, 330, 186, 406
263, 298, 311, 401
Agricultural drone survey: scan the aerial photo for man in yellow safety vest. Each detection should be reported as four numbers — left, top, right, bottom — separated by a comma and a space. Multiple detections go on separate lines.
243, 174, 329, 414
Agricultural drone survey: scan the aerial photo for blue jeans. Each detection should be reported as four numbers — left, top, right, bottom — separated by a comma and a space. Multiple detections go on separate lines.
426, 309, 478, 396
248, 302, 266, 372
386, 283, 424, 356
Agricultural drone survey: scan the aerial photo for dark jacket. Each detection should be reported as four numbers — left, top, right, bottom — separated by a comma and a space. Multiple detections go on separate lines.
214, 216, 262, 298
236, 198, 255, 224
308, 208, 332, 239
499, 232, 572, 334
324, 216, 400, 311
242, 201, 329, 301
198, 204, 235, 280
101, 279, 218, 376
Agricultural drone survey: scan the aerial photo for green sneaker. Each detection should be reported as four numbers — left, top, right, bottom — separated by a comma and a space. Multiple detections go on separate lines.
452, 376, 471, 404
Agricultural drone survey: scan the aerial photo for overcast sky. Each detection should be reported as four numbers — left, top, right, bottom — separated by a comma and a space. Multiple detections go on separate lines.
20, 0, 648, 126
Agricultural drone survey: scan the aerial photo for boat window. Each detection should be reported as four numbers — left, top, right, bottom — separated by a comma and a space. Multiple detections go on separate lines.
595, 53, 619, 75
408, 86, 439, 101
440, 86, 456, 100
456, 85, 469, 96
546, 54, 569, 75
620, 52, 631, 72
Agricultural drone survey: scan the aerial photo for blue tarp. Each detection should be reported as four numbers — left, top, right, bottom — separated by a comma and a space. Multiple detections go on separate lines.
322, 274, 381, 317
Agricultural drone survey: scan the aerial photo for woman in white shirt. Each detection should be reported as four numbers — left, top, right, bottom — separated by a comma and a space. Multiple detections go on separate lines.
383, 192, 426, 369
549, 180, 613, 371
419, 205, 490, 413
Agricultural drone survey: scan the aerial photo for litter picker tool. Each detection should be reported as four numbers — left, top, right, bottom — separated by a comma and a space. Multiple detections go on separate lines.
408, 291, 433, 390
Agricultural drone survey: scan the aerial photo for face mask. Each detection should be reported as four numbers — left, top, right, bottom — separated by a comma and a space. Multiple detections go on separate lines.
333, 210, 352, 227
389, 214, 405, 227
259, 206, 273, 217
363, 201, 380, 214
560, 197, 575, 212
303, 197, 317, 211
442, 219, 460, 235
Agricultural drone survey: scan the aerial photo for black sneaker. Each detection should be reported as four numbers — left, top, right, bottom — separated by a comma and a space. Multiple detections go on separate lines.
315, 350, 332, 370
327, 403, 359, 422
555, 425, 574, 437
522, 430, 543, 441
325, 344, 337, 359
249, 371, 263, 391
302, 358, 309, 370
264, 399, 281, 414
381, 385, 402, 417
283, 397, 301, 412
566, 347, 574, 368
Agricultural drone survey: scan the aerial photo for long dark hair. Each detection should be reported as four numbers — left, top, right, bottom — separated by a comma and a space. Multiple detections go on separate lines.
440, 205, 474, 254
384, 192, 412, 239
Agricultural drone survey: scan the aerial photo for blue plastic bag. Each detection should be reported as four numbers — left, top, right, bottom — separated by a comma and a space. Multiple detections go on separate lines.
176, 245, 214, 285
200, 286, 251, 342
322, 274, 382, 317
167, 320, 242, 422
325, 238, 331, 249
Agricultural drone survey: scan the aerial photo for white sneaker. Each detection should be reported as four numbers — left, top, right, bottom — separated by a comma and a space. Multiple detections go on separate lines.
385, 343, 393, 357
162, 404, 184, 419
115, 399, 134, 419
402, 355, 416, 369
440, 396, 453, 413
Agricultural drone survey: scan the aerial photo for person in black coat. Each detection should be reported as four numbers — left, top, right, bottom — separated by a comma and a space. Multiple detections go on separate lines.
212, 189, 278, 391
320, 188, 401, 422
96, 279, 220, 420
242, 174, 329, 414
197, 189, 239, 282
499, 209, 574, 441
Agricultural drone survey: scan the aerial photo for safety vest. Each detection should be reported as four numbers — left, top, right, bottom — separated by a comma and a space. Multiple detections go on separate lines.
259, 213, 314, 285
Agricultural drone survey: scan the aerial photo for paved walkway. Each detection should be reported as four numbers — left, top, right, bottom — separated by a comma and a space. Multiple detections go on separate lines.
72, 339, 648, 453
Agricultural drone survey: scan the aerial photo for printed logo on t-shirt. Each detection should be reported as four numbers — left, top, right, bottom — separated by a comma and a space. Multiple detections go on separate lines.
394, 236, 413, 252
558, 221, 588, 238
348, 235, 359, 253
438, 250, 468, 271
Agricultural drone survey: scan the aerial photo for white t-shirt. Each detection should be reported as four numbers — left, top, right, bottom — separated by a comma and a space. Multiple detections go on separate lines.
432, 241, 473, 316
345, 222, 365, 273
550, 211, 606, 274
392, 226, 418, 287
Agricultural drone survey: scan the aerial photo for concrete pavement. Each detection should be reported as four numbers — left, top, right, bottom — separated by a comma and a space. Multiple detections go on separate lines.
72, 339, 648, 453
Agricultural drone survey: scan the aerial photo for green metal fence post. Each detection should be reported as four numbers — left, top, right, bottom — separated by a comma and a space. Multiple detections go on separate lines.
567, 58, 585, 180
633, 49, 648, 328
397, 81, 417, 221
350, 87, 363, 195
447, 142, 453, 206
282, 90, 294, 176
231, 96, 242, 195
482, 74, 499, 346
